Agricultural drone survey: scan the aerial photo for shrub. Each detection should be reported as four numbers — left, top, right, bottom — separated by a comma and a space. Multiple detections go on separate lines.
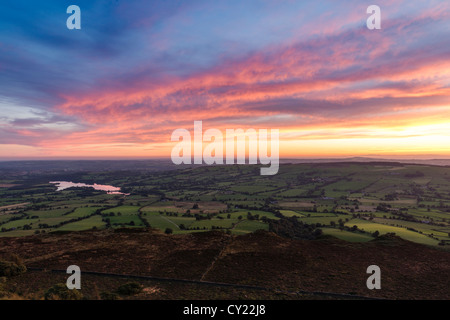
100, 291, 120, 300
0, 259, 26, 277
44, 283, 83, 300
117, 282, 142, 296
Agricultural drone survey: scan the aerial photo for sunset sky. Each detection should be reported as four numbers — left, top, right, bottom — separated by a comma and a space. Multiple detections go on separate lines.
1, 0, 450, 159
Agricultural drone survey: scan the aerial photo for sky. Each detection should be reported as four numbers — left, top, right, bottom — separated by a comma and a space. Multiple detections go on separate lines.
0, 0, 449, 159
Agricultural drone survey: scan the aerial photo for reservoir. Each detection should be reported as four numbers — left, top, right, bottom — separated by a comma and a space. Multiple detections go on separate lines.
49, 181, 127, 195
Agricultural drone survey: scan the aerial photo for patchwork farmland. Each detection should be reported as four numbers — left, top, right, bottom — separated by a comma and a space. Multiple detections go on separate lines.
0, 161, 449, 248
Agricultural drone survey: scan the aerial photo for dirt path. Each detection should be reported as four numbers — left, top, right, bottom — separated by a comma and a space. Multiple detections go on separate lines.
200, 237, 233, 281
161, 216, 180, 229
0, 202, 30, 213
231, 218, 246, 230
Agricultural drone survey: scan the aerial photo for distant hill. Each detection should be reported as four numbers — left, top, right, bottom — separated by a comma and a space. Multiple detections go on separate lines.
280, 157, 450, 166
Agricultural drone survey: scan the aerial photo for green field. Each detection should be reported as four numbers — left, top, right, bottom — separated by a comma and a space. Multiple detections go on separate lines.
321, 228, 374, 242
346, 219, 440, 246
0, 162, 449, 248
57, 215, 106, 231
279, 210, 305, 217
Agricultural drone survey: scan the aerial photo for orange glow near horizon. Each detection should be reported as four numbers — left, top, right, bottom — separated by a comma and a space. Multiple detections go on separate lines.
2, 121, 450, 160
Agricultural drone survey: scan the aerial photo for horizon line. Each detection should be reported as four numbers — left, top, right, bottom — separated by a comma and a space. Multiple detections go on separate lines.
2, 155, 450, 162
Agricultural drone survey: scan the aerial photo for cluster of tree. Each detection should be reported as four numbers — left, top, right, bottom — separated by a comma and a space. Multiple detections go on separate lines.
376, 203, 392, 212
438, 240, 449, 246
5, 187, 55, 197
0, 214, 28, 232
30, 204, 50, 210
228, 203, 269, 211
246, 212, 260, 220
101, 212, 122, 217
183, 226, 208, 231
160, 211, 178, 217
37, 215, 91, 229
194, 213, 213, 221
129, 187, 165, 197
62, 207, 77, 216
404, 171, 425, 178
103, 218, 136, 228
384, 192, 399, 201
268, 216, 322, 240
138, 212, 150, 228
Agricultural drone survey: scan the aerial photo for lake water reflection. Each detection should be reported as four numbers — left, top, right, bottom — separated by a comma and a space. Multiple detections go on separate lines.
49, 181, 127, 195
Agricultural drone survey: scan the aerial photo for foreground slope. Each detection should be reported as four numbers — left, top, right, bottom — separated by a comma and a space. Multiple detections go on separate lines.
0, 229, 448, 299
